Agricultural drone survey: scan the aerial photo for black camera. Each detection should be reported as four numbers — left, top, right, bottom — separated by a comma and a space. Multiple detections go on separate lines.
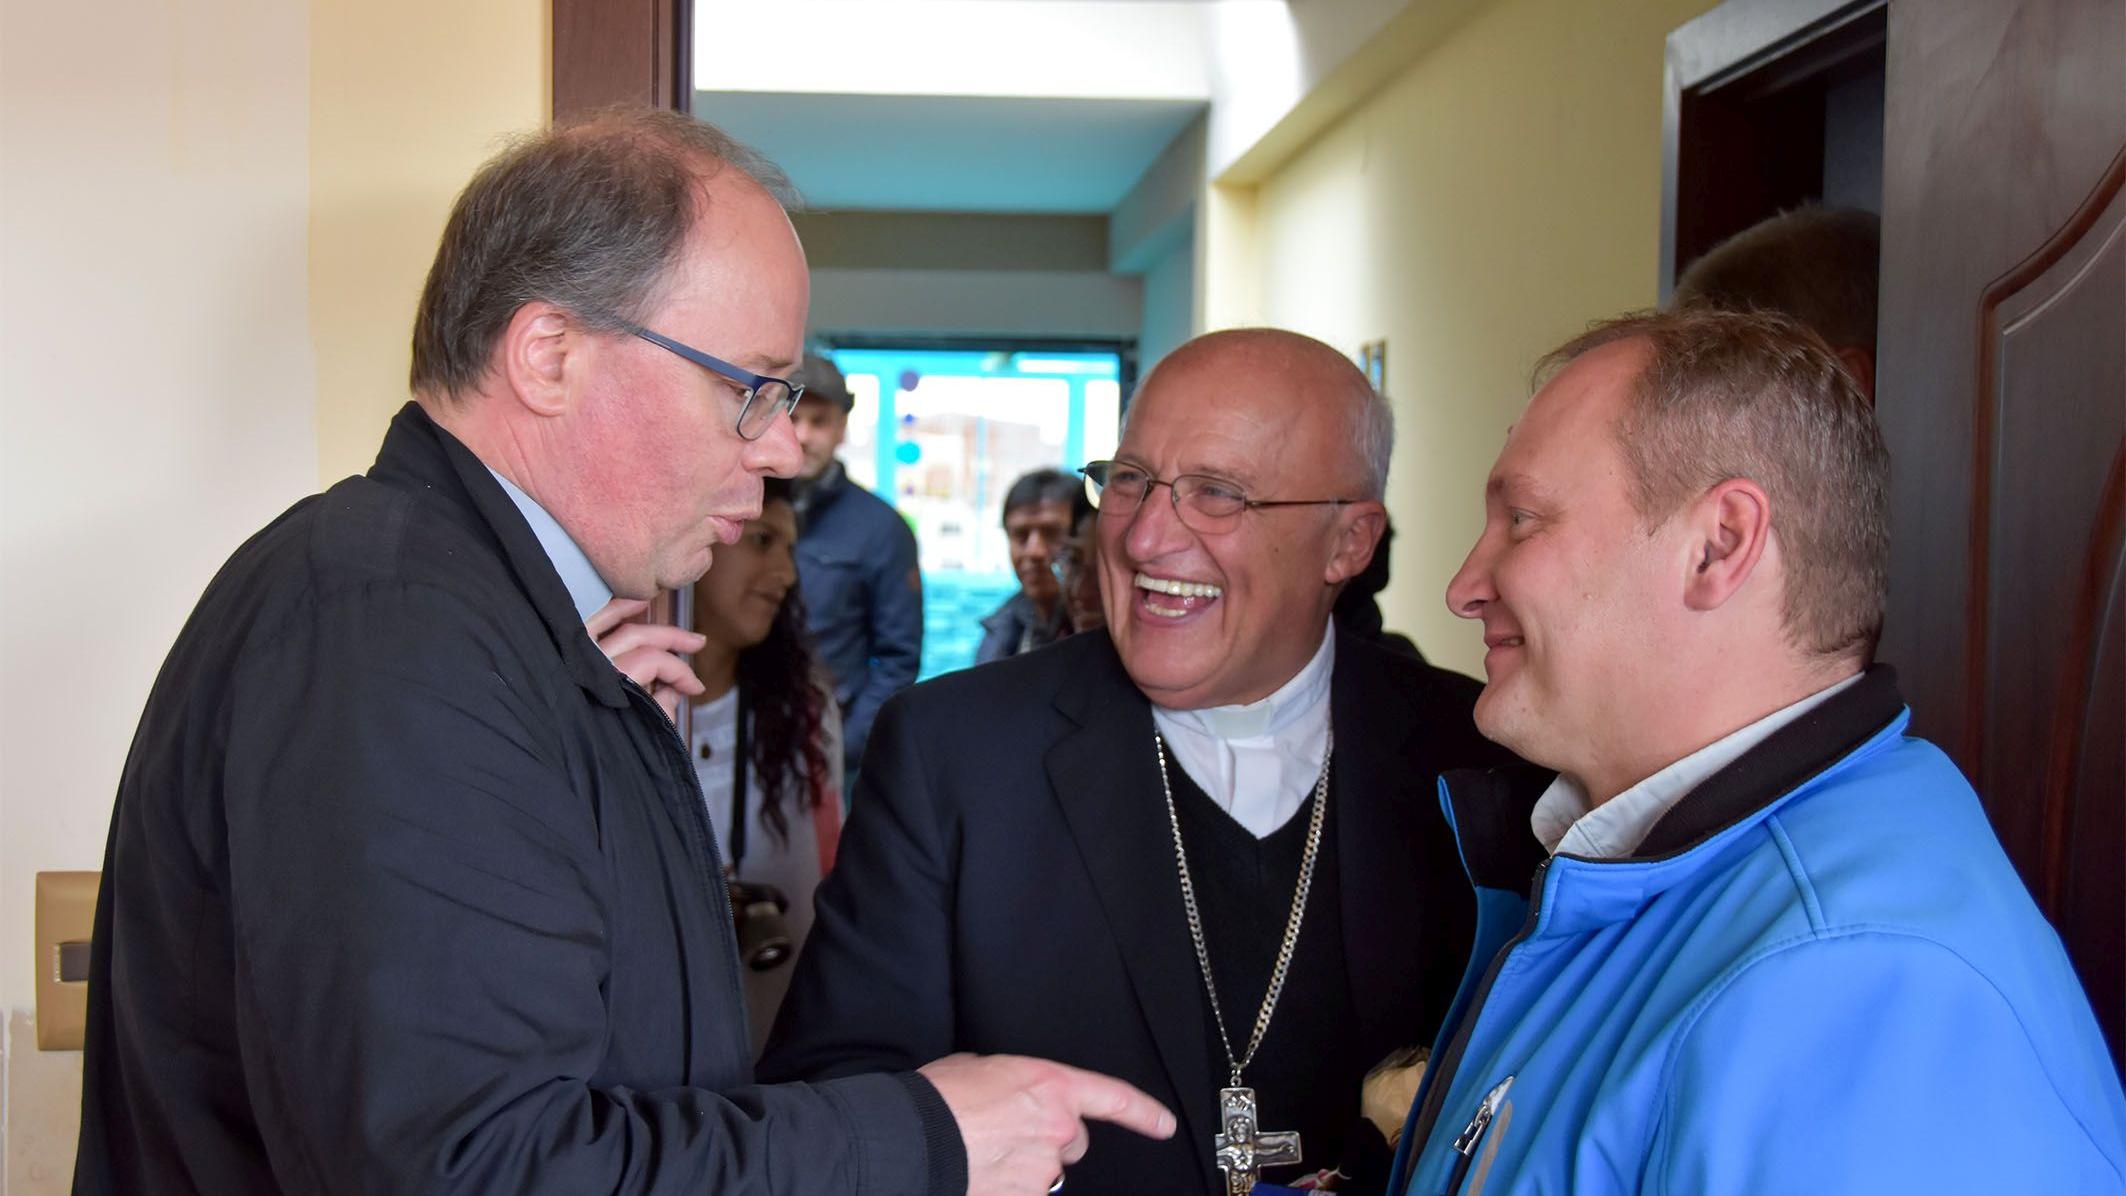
728, 881, 794, 971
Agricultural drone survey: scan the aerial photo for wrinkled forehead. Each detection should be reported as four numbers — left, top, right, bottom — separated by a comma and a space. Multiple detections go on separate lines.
1121, 355, 1352, 487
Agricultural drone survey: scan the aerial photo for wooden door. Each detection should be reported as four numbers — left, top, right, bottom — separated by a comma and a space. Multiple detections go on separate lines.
1874, 0, 2125, 1071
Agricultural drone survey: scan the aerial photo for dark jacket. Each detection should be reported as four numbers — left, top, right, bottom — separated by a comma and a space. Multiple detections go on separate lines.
973, 590, 1055, 665
793, 462, 922, 773
75, 403, 961, 1196
760, 629, 1514, 1193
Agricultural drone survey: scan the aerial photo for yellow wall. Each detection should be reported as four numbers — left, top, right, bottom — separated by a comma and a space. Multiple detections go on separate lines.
311, 0, 550, 485
1230, 0, 1717, 675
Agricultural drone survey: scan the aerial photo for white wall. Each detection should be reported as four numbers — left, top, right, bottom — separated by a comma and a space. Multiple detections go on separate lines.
0, 0, 318, 1188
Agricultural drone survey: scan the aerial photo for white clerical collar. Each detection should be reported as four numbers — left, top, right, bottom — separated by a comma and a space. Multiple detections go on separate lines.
1533, 671, 1864, 859
1151, 624, 1336, 839
486, 467, 613, 622
1157, 623, 1336, 741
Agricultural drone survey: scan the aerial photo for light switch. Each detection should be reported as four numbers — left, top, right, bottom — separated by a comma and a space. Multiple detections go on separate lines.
35, 870, 99, 1050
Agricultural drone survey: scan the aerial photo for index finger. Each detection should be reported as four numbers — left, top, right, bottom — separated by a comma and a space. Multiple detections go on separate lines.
1053, 1065, 1176, 1141
585, 597, 651, 637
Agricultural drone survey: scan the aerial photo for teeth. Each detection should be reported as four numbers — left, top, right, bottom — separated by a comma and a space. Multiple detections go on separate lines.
1134, 572, 1223, 600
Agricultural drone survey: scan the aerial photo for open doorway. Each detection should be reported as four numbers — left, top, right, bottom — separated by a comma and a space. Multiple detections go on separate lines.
819, 339, 1133, 679
1662, 0, 1887, 295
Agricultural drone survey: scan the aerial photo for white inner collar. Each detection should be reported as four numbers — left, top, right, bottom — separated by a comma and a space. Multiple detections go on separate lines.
1157, 623, 1335, 740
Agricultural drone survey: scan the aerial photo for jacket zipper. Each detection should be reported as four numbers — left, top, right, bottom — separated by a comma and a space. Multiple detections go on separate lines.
1440, 1074, 1514, 1196
1404, 858, 1549, 1184
620, 678, 750, 1039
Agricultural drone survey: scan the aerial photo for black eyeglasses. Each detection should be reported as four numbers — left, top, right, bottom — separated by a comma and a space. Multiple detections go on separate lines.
1080, 460, 1358, 535
619, 321, 806, 441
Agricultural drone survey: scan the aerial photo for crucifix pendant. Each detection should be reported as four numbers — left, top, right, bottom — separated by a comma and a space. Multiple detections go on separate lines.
1212, 1086, 1301, 1195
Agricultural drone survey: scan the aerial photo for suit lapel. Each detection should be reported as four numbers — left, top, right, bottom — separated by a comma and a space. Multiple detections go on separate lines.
1044, 640, 1216, 1185
1329, 639, 1432, 1057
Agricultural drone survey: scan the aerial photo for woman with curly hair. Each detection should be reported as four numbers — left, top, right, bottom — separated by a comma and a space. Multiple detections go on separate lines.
682, 476, 843, 1051
590, 477, 841, 1052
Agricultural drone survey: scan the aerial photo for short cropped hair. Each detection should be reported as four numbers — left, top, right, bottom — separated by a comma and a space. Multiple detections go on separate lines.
1671, 207, 1880, 356
1355, 380, 1395, 500
1535, 308, 1889, 661
410, 107, 796, 400
1002, 468, 1081, 523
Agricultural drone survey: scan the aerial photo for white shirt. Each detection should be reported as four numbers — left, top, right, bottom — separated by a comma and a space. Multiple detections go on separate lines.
689, 684, 844, 1054
1152, 625, 1335, 839
1532, 673, 1865, 859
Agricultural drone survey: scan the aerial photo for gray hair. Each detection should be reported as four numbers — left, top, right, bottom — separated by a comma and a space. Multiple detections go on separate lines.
1354, 382, 1394, 499
410, 107, 797, 400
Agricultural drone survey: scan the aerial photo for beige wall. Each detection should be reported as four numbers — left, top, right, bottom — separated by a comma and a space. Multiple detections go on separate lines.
1229, 0, 1717, 675
311, 0, 549, 484
0, 0, 545, 1188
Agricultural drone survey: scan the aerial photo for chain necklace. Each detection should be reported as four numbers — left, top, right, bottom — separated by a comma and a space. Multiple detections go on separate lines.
1154, 730, 1331, 1087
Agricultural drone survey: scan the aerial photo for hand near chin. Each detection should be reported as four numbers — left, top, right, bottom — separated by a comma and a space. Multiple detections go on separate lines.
919, 1053, 1176, 1195
586, 597, 706, 720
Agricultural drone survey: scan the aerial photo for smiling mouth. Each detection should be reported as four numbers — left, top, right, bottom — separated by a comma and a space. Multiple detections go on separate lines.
1135, 571, 1223, 619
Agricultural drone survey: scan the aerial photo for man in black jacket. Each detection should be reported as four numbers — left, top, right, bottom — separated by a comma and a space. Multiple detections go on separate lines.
762, 330, 1512, 1194
75, 108, 1168, 1196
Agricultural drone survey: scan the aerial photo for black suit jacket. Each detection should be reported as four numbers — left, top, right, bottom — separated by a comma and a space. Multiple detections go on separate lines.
760, 629, 1511, 1193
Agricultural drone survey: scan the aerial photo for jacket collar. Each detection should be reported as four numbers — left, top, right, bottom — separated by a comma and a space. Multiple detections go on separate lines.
369, 402, 629, 709
1635, 664, 1906, 857
1443, 665, 1909, 895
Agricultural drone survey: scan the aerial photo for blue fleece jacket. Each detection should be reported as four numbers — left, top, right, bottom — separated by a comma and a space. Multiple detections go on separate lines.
1392, 669, 2126, 1195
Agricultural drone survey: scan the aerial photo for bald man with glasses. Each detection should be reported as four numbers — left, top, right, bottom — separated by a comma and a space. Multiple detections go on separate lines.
762, 328, 1513, 1195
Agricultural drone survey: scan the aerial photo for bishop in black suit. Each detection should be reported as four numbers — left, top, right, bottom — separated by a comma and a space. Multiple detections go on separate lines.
761, 329, 1513, 1194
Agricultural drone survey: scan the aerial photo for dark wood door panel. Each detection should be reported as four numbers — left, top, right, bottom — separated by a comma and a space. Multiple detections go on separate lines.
1978, 160, 2124, 1040
553, 0, 692, 121
1876, 0, 2126, 1070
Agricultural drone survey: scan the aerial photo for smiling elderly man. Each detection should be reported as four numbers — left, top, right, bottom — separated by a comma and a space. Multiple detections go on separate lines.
76, 109, 1172, 1196
761, 328, 1512, 1194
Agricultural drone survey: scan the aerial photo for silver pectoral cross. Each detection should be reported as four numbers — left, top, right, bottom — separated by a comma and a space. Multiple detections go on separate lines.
1212, 1086, 1301, 1195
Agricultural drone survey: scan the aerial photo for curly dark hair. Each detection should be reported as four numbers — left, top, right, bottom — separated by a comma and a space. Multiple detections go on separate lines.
734, 477, 834, 844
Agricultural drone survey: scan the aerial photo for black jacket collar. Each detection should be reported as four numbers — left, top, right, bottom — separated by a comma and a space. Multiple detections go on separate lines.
1445, 664, 1908, 886
369, 402, 628, 709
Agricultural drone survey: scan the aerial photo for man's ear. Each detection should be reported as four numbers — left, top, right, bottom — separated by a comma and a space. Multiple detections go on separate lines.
496, 302, 579, 417
1324, 500, 1388, 585
1682, 478, 1772, 612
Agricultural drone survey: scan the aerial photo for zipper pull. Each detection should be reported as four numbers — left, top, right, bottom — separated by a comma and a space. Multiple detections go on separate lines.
1451, 1075, 1516, 1157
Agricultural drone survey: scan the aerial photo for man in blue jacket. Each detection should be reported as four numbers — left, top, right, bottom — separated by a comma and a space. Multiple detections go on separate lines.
789, 352, 923, 773
1392, 308, 2126, 1194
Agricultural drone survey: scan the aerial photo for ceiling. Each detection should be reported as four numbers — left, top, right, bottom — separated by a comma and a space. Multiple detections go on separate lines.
693, 91, 1206, 214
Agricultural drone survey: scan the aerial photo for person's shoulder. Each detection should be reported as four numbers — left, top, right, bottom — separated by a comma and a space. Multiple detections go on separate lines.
1769, 737, 2057, 953
1339, 634, 1511, 761
844, 481, 912, 529
1341, 632, 1481, 699
894, 631, 1116, 723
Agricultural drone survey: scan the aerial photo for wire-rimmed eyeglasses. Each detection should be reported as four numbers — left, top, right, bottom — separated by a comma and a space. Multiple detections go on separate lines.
620, 320, 806, 441
1079, 460, 1358, 534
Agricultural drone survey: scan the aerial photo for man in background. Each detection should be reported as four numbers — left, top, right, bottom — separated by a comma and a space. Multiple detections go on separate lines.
1670, 205, 1880, 399
975, 467, 1080, 664
790, 351, 923, 773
